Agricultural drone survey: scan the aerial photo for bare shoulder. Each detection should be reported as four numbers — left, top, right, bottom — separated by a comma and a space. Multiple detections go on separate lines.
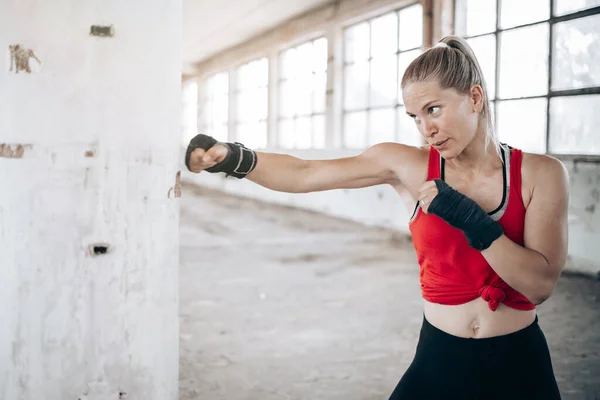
365, 142, 428, 161
364, 142, 429, 191
521, 152, 569, 207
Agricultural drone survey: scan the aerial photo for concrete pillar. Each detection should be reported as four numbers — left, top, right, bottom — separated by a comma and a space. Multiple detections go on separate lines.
0, 1, 181, 399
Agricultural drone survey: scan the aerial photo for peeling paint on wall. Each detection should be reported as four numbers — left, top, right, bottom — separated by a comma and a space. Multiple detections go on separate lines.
168, 171, 181, 198
0, 143, 31, 158
9, 44, 41, 73
174, 171, 181, 198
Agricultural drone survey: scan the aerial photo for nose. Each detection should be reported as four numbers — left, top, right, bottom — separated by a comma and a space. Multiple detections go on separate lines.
421, 119, 438, 138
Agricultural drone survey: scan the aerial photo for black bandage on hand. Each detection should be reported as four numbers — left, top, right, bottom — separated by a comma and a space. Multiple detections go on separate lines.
428, 179, 503, 251
185, 134, 258, 179
185, 134, 218, 170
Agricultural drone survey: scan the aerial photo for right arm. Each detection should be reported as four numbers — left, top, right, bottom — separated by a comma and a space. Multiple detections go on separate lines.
188, 139, 415, 194
247, 143, 403, 193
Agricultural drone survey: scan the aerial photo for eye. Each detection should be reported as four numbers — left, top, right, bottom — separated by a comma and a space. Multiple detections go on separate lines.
428, 106, 441, 115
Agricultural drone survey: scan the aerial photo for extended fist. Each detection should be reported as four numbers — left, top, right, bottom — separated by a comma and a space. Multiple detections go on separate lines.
187, 144, 229, 173
185, 134, 229, 173
184, 133, 258, 179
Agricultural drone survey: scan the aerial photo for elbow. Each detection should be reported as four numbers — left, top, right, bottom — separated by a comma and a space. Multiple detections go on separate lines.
528, 278, 557, 306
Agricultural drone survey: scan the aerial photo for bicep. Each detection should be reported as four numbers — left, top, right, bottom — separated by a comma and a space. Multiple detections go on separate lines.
304, 143, 407, 191
522, 158, 569, 271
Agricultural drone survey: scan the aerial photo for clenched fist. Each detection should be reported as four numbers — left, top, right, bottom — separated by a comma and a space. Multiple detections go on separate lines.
187, 144, 229, 173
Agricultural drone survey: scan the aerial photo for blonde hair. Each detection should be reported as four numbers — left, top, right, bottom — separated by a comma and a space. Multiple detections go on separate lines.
401, 35, 500, 157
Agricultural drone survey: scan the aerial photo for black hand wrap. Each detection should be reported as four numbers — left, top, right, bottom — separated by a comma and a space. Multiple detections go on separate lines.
185, 134, 258, 179
428, 179, 503, 251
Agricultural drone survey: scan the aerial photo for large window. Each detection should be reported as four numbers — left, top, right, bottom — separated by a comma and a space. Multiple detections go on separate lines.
278, 38, 328, 149
235, 58, 269, 149
456, 0, 600, 155
201, 72, 229, 143
182, 81, 198, 145
342, 3, 424, 149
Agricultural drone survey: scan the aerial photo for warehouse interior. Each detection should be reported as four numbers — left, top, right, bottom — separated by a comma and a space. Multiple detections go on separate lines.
181, 0, 600, 398
1, 0, 598, 399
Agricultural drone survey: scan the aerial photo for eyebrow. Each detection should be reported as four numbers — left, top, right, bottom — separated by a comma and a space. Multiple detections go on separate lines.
405, 99, 440, 116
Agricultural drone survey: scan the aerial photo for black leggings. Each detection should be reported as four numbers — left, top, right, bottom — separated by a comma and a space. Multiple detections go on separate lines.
389, 315, 561, 400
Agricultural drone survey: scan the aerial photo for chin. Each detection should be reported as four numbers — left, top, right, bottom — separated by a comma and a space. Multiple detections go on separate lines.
436, 146, 460, 160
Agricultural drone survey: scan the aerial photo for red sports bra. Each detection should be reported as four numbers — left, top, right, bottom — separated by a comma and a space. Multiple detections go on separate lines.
408, 144, 535, 312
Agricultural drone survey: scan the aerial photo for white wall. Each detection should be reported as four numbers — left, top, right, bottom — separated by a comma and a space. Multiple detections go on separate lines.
0, 1, 181, 399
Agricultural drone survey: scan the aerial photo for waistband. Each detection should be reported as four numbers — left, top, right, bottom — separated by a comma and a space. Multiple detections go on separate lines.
420, 313, 540, 349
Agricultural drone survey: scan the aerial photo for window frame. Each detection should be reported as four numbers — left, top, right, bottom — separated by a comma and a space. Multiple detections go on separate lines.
341, 1, 425, 150
456, 1, 600, 158
234, 57, 270, 149
201, 71, 230, 143
277, 36, 329, 150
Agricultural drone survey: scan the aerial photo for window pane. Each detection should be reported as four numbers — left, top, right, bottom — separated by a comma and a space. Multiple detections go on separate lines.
344, 111, 368, 149
496, 99, 547, 153
255, 58, 269, 87
296, 43, 314, 77
280, 48, 297, 80
399, 3, 424, 50
370, 55, 398, 107
214, 94, 228, 123
500, 0, 549, 29
550, 95, 600, 155
554, 0, 600, 16
236, 93, 247, 122
236, 66, 249, 90
499, 23, 549, 98
313, 72, 327, 114
295, 117, 312, 149
256, 87, 268, 120
279, 81, 295, 118
398, 49, 421, 104
369, 109, 395, 146
237, 88, 267, 123
397, 106, 422, 146
295, 74, 312, 116
371, 12, 398, 57
313, 38, 328, 73
312, 115, 326, 149
214, 72, 229, 94
203, 100, 213, 126
278, 119, 295, 149
552, 14, 600, 91
455, 0, 497, 37
344, 62, 369, 110
344, 22, 370, 63
212, 124, 228, 143
467, 35, 496, 100
238, 121, 267, 149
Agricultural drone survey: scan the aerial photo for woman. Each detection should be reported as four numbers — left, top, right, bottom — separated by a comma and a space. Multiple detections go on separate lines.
185, 36, 568, 399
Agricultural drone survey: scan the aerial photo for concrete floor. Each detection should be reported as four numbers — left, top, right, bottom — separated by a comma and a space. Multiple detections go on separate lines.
179, 184, 600, 400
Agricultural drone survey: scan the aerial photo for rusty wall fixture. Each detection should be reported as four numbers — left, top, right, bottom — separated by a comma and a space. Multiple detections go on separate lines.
9, 44, 41, 73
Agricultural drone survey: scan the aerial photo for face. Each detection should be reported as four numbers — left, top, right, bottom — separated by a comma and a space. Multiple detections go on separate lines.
403, 80, 483, 159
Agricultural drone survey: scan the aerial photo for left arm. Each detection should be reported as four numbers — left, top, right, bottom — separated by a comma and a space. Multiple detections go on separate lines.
420, 156, 569, 305
481, 156, 569, 304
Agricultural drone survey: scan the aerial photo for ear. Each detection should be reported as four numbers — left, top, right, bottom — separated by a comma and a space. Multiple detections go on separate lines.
470, 85, 484, 113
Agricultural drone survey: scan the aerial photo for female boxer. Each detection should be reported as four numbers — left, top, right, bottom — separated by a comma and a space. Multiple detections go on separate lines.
185, 35, 567, 399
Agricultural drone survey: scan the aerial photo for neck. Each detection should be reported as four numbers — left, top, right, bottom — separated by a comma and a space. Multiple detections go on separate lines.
447, 131, 501, 174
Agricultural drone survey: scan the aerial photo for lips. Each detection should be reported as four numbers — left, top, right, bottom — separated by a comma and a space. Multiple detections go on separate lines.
432, 139, 449, 147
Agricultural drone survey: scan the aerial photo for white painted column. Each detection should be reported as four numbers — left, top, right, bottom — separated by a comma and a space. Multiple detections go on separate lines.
0, 1, 181, 399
